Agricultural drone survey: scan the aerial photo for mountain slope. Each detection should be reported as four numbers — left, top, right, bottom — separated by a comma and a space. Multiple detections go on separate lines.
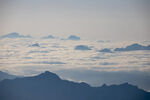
0, 71, 149, 100
0, 71, 17, 81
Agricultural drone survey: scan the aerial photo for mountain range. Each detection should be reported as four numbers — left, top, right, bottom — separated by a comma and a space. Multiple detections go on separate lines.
0, 71, 149, 100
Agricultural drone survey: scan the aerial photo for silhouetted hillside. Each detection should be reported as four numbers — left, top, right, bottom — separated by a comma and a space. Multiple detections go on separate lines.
0, 71, 17, 81
0, 71, 149, 100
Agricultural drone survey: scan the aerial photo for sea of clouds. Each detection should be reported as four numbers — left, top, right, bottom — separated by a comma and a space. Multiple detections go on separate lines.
0, 37, 150, 91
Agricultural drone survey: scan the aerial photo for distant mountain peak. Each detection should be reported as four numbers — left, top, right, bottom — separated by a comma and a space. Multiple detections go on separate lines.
37, 71, 60, 80
75, 45, 91, 50
102, 83, 108, 87
31, 43, 40, 47
119, 82, 137, 88
80, 82, 90, 87
114, 43, 150, 51
0, 32, 32, 38
68, 35, 80, 40
99, 48, 112, 53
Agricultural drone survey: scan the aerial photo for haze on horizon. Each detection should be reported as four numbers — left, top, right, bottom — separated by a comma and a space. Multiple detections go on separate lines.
0, 0, 150, 41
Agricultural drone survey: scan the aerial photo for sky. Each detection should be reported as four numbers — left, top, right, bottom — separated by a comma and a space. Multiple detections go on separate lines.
0, 0, 150, 41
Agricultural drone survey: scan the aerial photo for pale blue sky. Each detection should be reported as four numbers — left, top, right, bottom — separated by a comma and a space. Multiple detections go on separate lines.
0, 0, 150, 41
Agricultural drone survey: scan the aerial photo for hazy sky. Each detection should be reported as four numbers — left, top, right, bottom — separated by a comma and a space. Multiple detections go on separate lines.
0, 0, 150, 41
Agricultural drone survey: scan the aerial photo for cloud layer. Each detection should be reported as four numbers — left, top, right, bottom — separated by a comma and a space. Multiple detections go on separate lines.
0, 37, 150, 91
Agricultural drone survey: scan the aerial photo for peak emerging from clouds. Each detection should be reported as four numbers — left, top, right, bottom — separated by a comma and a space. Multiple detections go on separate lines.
68, 35, 80, 40
114, 43, 150, 51
99, 48, 112, 53
99, 43, 150, 53
0, 32, 32, 38
31, 43, 40, 47
75, 45, 91, 50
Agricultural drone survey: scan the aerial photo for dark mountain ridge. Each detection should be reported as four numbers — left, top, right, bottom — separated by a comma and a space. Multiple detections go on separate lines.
0, 71, 149, 100
0, 71, 17, 81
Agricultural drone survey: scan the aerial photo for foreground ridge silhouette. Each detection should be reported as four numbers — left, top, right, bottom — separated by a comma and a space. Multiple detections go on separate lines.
0, 71, 150, 100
